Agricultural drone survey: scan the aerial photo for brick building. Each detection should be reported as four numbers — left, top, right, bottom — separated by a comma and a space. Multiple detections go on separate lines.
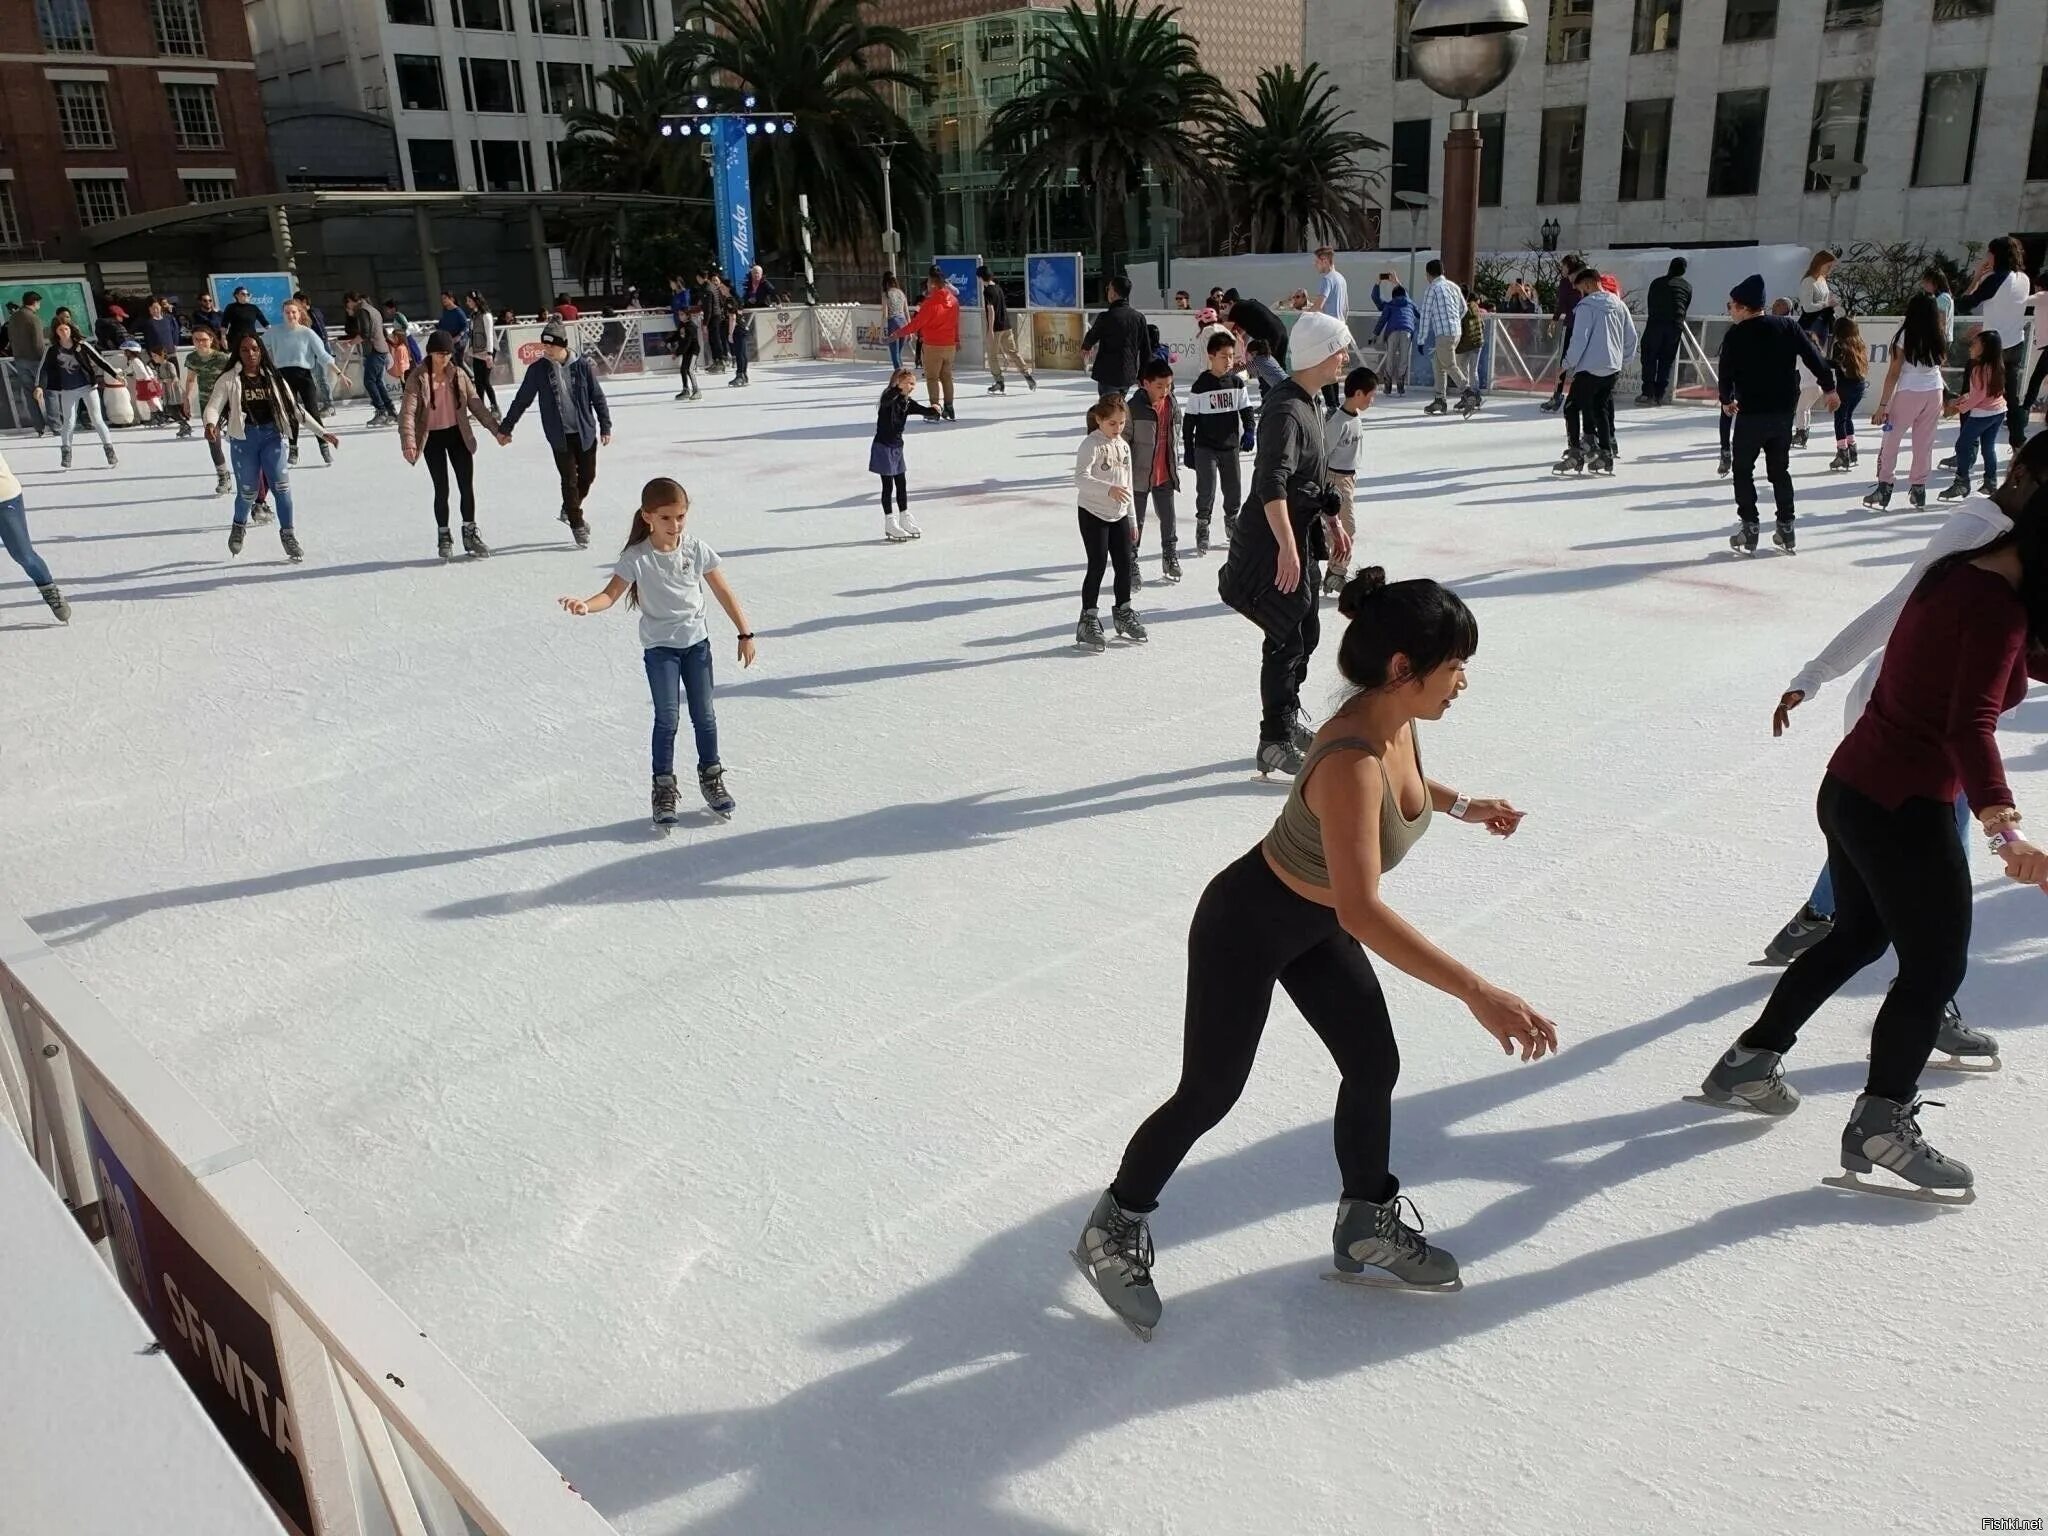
0, 0, 274, 262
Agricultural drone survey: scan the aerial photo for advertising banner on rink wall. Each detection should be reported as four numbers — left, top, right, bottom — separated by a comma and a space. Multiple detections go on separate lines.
1030, 310, 1084, 372
1025, 253, 1082, 310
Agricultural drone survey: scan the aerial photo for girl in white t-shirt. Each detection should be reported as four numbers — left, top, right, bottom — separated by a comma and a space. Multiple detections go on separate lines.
559, 477, 758, 827
1864, 293, 1950, 511
1073, 392, 1145, 651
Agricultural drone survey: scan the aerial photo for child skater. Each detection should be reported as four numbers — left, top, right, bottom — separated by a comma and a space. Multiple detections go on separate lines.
671, 305, 702, 402
1074, 391, 1146, 651
1826, 317, 1869, 473
871, 366, 939, 542
1940, 329, 2006, 501
557, 478, 757, 828
182, 323, 236, 496
145, 339, 185, 436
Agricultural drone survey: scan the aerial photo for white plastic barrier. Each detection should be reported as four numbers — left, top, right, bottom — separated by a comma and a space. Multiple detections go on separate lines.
0, 913, 619, 1536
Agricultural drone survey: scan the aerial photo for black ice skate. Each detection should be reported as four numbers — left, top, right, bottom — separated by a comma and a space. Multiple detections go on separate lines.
1456, 390, 1481, 419
652, 773, 681, 831
1761, 903, 1833, 965
227, 522, 246, 557
1194, 519, 1211, 557
699, 764, 736, 820
1159, 546, 1181, 585
1071, 1189, 1162, 1341
1717, 449, 1731, 477
437, 529, 455, 561
1827, 446, 1851, 472
570, 519, 592, 549
279, 528, 304, 564
1111, 604, 1148, 643
461, 523, 490, 558
1772, 519, 1796, 555
1824, 1096, 1974, 1205
987, 380, 1006, 394
1423, 398, 1449, 415
1587, 451, 1615, 477
1862, 482, 1893, 510
1729, 520, 1760, 556
1908, 484, 1927, 509
1075, 610, 1107, 652
1929, 1000, 2000, 1072
1328, 1195, 1461, 1291
1939, 475, 1971, 502
1552, 448, 1584, 476
1790, 427, 1808, 450
1689, 1043, 1800, 1116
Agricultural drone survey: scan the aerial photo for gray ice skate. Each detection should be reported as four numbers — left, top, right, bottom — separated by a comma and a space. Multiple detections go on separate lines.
1256, 738, 1305, 779
1729, 521, 1760, 556
1075, 610, 1107, 652
1327, 1195, 1461, 1291
1760, 903, 1833, 965
699, 764, 735, 821
1928, 999, 1999, 1073
1688, 1044, 1800, 1115
1290, 711, 1315, 755
1111, 604, 1148, 643
1824, 1095, 1974, 1204
652, 773, 681, 832
1070, 1189, 1162, 1340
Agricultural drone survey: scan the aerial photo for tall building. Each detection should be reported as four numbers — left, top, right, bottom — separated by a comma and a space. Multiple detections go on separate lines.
0, 0, 274, 261
1307, 0, 2048, 255
243, 0, 680, 194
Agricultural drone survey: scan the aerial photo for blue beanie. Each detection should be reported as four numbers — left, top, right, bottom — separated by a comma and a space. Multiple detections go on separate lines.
1730, 274, 1767, 311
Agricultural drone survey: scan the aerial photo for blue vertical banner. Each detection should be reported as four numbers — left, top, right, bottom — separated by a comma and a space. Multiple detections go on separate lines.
712, 116, 755, 281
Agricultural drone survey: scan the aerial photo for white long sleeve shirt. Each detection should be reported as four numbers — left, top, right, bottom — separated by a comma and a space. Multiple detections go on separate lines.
1786, 497, 2013, 731
1074, 429, 1132, 521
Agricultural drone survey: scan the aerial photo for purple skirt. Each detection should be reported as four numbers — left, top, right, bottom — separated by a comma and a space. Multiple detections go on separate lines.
869, 440, 906, 477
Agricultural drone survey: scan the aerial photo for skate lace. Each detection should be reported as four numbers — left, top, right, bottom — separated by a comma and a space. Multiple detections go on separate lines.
1376, 1195, 1430, 1257
1103, 1207, 1154, 1284
1891, 1098, 1948, 1159
701, 768, 728, 799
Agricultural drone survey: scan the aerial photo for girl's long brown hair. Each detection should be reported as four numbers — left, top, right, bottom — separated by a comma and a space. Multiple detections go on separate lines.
1831, 316, 1868, 380
1085, 392, 1126, 433
1804, 249, 1836, 280
621, 476, 690, 610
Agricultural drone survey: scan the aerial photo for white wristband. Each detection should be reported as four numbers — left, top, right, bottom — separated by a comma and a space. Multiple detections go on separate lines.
1449, 794, 1471, 821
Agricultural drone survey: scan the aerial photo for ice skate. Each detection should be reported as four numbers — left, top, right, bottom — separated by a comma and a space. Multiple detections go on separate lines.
1772, 519, 1796, 555
1634, 392, 1654, 408
1552, 448, 1584, 476
987, 380, 1006, 394
1111, 604, 1148, 643
1861, 482, 1892, 510
1938, 453, 1957, 472
1587, 451, 1615, 477
1689, 1044, 1800, 1115
103, 445, 118, 468
1024, 372, 1037, 392
1927, 999, 2000, 1073
251, 500, 274, 524
898, 508, 921, 539
38, 584, 70, 624
1848, 440, 1860, 467
1716, 449, 1731, 477
1539, 393, 1561, 414
1760, 902, 1833, 965
437, 529, 455, 561
1194, 519, 1211, 557
1827, 446, 1851, 472
1127, 562, 1143, 593
1289, 712, 1315, 754
699, 764, 736, 821
60, 446, 72, 471
176, 420, 193, 440
651, 773, 681, 832
1979, 475, 1997, 496
279, 528, 303, 564
1075, 610, 1107, 652
570, 519, 591, 550
288, 443, 300, 466
883, 512, 913, 543
1456, 390, 1481, 419
1256, 738, 1305, 778
1070, 1189, 1162, 1341
1824, 1095, 1974, 1204
213, 467, 232, 497
1938, 475, 1970, 502
461, 523, 490, 559
1159, 546, 1181, 585
1322, 566, 1346, 595
1790, 427, 1808, 450
227, 522, 245, 557
675, 386, 693, 400
318, 438, 333, 467
1223, 510, 1237, 541
1423, 397, 1449, 415
1327, 1195, 1460, 1291
1908, 484, 1927, 510
941, 405, 956, 421
1729, 520, 1759, 556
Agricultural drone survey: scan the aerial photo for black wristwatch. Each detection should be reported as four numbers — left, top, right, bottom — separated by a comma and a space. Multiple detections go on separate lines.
737, 631, 755, 641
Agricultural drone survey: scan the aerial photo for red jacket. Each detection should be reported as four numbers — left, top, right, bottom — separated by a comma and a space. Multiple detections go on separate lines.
896, 287, 960, 347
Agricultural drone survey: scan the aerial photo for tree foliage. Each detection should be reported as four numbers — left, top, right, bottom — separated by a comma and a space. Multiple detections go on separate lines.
1214, 64, 1382, 254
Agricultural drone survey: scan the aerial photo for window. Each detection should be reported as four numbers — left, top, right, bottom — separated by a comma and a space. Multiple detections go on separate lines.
1478, 111, 1505, 206
151, 0, 206, 54
36, 0, 96, 52
1724, 0, 1775, 40
394, 54, 446, 111
1391, 118, 1431, 197
471, 138, 533, 191
1708, 88, 1768, 195
1632, 0, 1679, 52
1393, 0, 1416, 81
1547, 0, 1594, 64
1807, 79, 1871, 190
165, 82, 223, 149
386, 0, 434, 22
72, 176, 131, 225
0, 185, 22, 249
1824, 0, 1880, 26
409, 137, 459, 189
2031, 68, 2048, 181
546, 140, 561, 188
454, 0, 506, 25
183, 174, 236, 203
461, 56, 524, 114
529, 0, 584, 36
1618, 98, 1673, 201
540, 62, 596, 115
1537, 105, 1585, 202
54, 80, 115, 149
605, 0, 654, 38
1933, 0, 1991, 16
1913, 69, 1982, 186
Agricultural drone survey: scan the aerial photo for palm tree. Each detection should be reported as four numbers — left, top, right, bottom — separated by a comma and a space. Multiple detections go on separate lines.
1215, 64, 1382, 253
558, 33, 713, 282
681, 0, 931, 279
982, 0, 1232, 274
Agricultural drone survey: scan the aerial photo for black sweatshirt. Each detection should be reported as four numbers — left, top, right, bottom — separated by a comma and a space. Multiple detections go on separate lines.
873, 385, 937, 446
1717, 315, 1835, 415
1646, 275, 1692, 326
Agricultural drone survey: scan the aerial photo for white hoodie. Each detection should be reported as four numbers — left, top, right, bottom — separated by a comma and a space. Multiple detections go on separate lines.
1787, 495, 2014, 731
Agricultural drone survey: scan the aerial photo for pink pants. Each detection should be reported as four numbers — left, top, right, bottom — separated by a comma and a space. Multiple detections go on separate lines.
1875, 388, 1943, 488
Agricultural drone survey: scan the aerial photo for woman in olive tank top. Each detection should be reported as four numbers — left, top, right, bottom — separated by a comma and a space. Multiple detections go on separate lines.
1072, 569, 1560, 1338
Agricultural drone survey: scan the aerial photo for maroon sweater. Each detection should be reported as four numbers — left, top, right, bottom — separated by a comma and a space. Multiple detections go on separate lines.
1830, 562, 2036, 813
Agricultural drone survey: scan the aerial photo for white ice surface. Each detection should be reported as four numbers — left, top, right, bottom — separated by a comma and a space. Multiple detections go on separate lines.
4, 366, 2045, 1535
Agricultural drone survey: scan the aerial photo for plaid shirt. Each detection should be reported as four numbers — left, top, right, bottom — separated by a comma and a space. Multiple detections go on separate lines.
1417, 277, 1467, 347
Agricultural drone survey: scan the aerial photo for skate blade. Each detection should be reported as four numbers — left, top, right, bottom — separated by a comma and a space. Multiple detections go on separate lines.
1067, 1249, 1154, 1341
1924, 1055, 2001, 1074
1680, 1093, 1788, 1116
1821, 1172, 1974, 1207
1323, 1268, 1463, 1294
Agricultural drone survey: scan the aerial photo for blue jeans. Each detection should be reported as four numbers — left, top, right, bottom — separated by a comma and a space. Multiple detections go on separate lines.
1953, 412, 2001, 483
230, 424, 294, 529
363, 355, 396, 415
886, 316, 904, 371
1808, 792, 1970, 915
1, 493, 54, 587
51, 386, 112, 454
644, 640, 718, 776
1831, 376, 1867, 443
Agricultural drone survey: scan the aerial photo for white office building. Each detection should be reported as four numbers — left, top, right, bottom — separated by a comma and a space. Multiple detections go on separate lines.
244, 0, 682, 193
1306, 0, 2048, 258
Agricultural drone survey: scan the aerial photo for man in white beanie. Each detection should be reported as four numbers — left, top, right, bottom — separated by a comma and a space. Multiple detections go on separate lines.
1231, 309, 1353, 777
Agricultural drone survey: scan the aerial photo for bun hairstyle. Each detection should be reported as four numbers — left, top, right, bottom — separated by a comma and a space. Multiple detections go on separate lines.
1086, 391, 1127, 432
1336, 568, 1479, 692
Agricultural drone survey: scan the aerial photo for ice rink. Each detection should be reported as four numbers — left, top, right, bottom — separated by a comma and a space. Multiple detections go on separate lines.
4, 361, 2045, 1534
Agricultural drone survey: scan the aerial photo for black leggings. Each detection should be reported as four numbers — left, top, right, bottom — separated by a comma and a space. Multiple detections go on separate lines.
423, 426, 476, 528
1740, 775, 1968, 1103
878, 473, 906, 513
469, 357, 498, 411
1114, 846, 1400, 1210
279, 366, 318, 419
1078, 508, 1134, 611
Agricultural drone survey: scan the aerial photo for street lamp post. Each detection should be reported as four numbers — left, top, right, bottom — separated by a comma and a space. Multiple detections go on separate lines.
867, 137, 903, 274
1808, 157, 1867, 253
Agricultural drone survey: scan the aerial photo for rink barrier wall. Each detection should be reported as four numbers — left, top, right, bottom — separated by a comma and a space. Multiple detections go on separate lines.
0, 912, 620, 1536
